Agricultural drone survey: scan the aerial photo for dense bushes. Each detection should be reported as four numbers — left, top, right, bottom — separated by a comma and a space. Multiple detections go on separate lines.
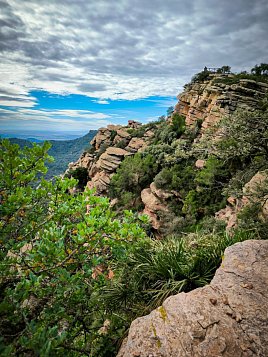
102, 229, 253, 315
66, 167, 89, 189
2, 87, 268, 355
0, 139, 148, 356
109, 153, 158, 210
1, 113, 267, 355
152, 114, 186, 145
108, 103, 268, 237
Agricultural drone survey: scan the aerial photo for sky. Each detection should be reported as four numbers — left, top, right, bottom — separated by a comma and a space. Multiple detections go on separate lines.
0, 0, 268, 139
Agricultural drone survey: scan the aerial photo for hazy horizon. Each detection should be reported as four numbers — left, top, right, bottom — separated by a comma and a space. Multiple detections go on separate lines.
0, 129, 96, 141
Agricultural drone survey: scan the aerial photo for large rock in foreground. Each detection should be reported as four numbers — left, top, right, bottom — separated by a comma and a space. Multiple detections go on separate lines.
118, 240, 268, 357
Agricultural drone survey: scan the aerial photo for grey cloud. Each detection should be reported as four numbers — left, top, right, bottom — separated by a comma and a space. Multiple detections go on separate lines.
77, 83, 107, 92
0, 0, 268, 100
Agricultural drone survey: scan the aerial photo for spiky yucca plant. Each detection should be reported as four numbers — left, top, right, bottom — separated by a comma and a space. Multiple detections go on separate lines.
102, 229, 253, 314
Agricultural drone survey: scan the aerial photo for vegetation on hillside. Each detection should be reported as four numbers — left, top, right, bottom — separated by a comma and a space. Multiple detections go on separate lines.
1, 67, 268, 355
108, 97, 268, 238
0, 138, 259, 356
189, 63, 268, 86
9, 131, 97, 179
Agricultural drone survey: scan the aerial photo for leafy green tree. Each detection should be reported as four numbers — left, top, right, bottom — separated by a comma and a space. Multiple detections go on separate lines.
158, 115, 166, 122
66, 167, 89, 189
171, 113, 186, 136
191, 70, 210, 83
217, 65, 231, 74
251, 63, 268, 76
0, 139, 147, 356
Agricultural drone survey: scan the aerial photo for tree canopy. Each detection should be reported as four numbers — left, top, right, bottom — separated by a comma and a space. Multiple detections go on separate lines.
0, 139, 147, 356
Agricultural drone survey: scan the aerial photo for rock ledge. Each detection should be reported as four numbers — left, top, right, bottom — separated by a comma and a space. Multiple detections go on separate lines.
118, 240, 268, 357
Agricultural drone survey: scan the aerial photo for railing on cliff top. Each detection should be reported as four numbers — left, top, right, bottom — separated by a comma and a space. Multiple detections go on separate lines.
204, 67, 232, 74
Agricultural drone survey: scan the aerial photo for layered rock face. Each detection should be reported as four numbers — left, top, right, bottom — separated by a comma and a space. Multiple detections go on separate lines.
118, 239, 268, 357
175, 74, 268, 130
67, 121, 153, 194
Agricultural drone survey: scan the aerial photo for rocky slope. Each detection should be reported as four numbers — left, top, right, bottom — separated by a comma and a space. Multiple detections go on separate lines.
68, 74, 268, 231
117, 239, 268, 357
67, 121, 155, 194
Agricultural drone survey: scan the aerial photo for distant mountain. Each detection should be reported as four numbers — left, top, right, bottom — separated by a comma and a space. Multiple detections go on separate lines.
27, 137, 43, 143
9, 130, 97, 179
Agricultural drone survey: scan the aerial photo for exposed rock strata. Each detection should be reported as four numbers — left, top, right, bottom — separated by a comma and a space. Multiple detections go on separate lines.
68, 152, 94, 172
118, 239, 268, 357
68, 76, 268, 229
67, 121, 154, 194
126, 137, 147, 152
175, 74, 268, 130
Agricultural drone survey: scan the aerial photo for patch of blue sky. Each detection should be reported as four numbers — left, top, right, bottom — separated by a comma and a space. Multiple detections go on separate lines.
32, 91, 177, 123
0, 91, 177, 139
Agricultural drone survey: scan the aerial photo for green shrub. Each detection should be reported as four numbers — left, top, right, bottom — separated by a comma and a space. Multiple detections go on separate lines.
102, 228, 253, 314
115, 139, 128, 149
0, 139, 147, 356
154, 162, 195, 193
95, 142, 109, 159
67, 167, 89, 189
110, 130, 117, 142
171, 113, 186, 136
191, 70, 210, 83
144, 144, 174, 166
84, 145, 96, 154
109, 153, 158, 210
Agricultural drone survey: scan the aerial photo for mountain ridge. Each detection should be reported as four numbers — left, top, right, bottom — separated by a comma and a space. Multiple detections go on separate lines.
8, 130, 97, 178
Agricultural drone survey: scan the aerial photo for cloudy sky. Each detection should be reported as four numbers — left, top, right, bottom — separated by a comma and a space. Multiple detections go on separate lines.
0, 0, 268, 139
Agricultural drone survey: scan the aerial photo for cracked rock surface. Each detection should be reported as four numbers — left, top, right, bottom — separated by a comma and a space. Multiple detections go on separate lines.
117, 240, 268, 357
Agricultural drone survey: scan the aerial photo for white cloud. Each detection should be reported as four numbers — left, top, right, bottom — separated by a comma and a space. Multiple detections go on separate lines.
0, 107, 113, 131
92, 99, 110, 105
0, 0, 267, 117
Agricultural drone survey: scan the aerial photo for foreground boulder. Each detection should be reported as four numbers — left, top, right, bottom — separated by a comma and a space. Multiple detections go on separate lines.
117, 240, 268, 357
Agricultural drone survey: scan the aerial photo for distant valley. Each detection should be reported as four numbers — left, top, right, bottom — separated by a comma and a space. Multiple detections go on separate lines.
7, 130, 97, 179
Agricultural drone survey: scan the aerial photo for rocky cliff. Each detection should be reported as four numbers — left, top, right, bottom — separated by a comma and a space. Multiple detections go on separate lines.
68, 73, 268, 232
67, 121, 154, 194
175, 74, 268, 130
117, 239, 268, 357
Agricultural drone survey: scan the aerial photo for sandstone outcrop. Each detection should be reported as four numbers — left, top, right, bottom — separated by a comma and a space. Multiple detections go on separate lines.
90, 127, 113, 150
67, 121, 155, 194
118, 239, 268, 357
68, 152, 94, 172
175, 74, 268, 131
126, 137, 147, 152
67, 74, 268, 232
141, 183, 176, 230
216, 170, 268, 229
96, 147, 131, 172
